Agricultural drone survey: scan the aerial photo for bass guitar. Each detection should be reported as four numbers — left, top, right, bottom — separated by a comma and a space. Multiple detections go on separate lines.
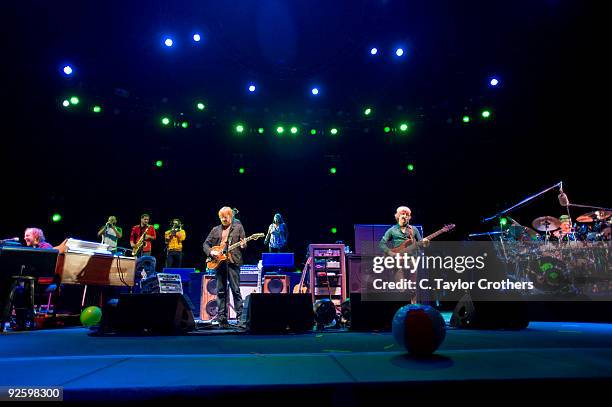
388, 224, 455, 254
206, 233, 265, 270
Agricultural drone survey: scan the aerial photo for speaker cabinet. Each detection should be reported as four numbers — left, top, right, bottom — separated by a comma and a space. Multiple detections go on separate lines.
200, 275, 219, 320
451, 292, 529, 330
263, 275, 289, 293
101, 293, 195, 335
245, 293, 313, 333
200, 275, 259, 320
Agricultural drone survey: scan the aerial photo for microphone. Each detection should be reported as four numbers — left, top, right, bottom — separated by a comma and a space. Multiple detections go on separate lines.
558, 182, 569, 207
0, 237, 19, 243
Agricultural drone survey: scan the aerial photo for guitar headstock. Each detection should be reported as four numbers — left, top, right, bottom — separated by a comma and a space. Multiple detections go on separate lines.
251, 233, 265, 240
443, 224, 456, 232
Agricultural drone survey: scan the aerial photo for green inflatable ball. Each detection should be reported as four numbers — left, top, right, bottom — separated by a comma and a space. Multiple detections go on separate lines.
80, 306, 102, 327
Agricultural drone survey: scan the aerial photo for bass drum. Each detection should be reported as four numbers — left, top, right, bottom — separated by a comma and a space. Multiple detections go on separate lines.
529, 256, 568, 291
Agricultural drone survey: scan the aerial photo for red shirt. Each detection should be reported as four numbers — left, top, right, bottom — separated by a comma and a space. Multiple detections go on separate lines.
130, 225, 156, 253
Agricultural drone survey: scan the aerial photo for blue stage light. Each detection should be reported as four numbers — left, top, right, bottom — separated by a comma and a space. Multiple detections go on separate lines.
490, 78, 499, 87
63, 65, 73, 75
395, 48, 404, 57
370, 48, 378, 55
164, 38, 174, 47
193, 34, 201, 42
248, 85, 256, 92
311, 87, 319, 95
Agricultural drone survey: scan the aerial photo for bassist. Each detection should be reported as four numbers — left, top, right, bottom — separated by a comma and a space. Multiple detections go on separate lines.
379, 206, 429, 304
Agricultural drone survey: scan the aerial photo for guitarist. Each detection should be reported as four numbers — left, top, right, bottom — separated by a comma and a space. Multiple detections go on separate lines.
202, 206, 247, 328
378, 206, 429, 303
130, 213, 156, 257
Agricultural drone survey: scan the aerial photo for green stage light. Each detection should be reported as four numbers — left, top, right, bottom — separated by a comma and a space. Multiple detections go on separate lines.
258, 127, 265, 134
499, 217, 508, 226
329, 167, 337, 174
236, 124, 245, 133
69, 96, 79, 105
92, 105, 102, 113
310, 129, 317, 135
399, 123, 409, 132
239, 167, 245, 174
407, 164, 415, 171
330, 128, 338, 135
290, 126, 298, 134
331, 227, 337, 234
155, 160, 163, 168
196, 102, 205, 111
181, 121, 189, 129
161, 117, 171, 126
276, 126, 284, 134
384, 126, 391, 133
462, 115, 471, 123
482, 110, 491, 118
51, 213, 62, 223
153, 224, 160, 230
364, 108, 372, 116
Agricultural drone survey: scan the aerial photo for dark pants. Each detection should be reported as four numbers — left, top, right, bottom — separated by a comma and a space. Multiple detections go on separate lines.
215, 262, 242, 322
165, 250, 183, 268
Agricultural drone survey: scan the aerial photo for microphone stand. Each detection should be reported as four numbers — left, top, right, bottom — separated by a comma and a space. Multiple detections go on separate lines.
482, 181, 563, 223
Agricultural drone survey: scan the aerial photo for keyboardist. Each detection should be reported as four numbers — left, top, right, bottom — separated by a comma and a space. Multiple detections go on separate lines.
0, 228, 55, 332
24, 227, 53, 249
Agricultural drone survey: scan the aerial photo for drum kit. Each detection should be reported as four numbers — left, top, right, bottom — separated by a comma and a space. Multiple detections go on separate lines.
500, 211, 612, 243
470, 182, 612, 295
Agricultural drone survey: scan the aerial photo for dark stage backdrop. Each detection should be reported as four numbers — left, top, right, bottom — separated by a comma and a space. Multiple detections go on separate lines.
2, 1, 608, 269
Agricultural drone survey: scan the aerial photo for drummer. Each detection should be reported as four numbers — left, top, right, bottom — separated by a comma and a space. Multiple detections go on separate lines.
554, 215, 575, 241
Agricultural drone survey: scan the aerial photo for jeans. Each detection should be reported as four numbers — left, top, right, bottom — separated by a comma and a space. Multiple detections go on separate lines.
215, 262, 242, 322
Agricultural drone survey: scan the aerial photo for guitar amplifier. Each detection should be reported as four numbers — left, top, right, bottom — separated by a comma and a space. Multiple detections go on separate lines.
141, 273, 183, 294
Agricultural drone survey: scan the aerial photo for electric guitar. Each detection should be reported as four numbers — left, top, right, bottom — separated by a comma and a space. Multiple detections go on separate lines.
388, 224, 456, 254
206, 233, 265, 270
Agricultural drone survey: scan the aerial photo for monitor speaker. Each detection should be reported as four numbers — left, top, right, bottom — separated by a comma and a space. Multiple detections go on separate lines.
101, 293, 195, 335
244, 293, 313, 333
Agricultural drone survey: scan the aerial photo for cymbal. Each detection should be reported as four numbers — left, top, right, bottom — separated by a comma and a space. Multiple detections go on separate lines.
532, 216, 561, 232
576, 213, 595, 223
576, 210, 612, 223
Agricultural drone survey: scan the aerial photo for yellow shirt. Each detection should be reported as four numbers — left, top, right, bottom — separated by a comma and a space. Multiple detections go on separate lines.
165, 229, 186, 251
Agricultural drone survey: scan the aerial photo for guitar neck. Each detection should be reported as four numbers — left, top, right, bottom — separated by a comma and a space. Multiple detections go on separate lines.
423, 228, 447, 241
226, 235, 257, 251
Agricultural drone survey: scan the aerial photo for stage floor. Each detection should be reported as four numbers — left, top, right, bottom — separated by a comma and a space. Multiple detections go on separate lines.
2, 322, 612, 401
